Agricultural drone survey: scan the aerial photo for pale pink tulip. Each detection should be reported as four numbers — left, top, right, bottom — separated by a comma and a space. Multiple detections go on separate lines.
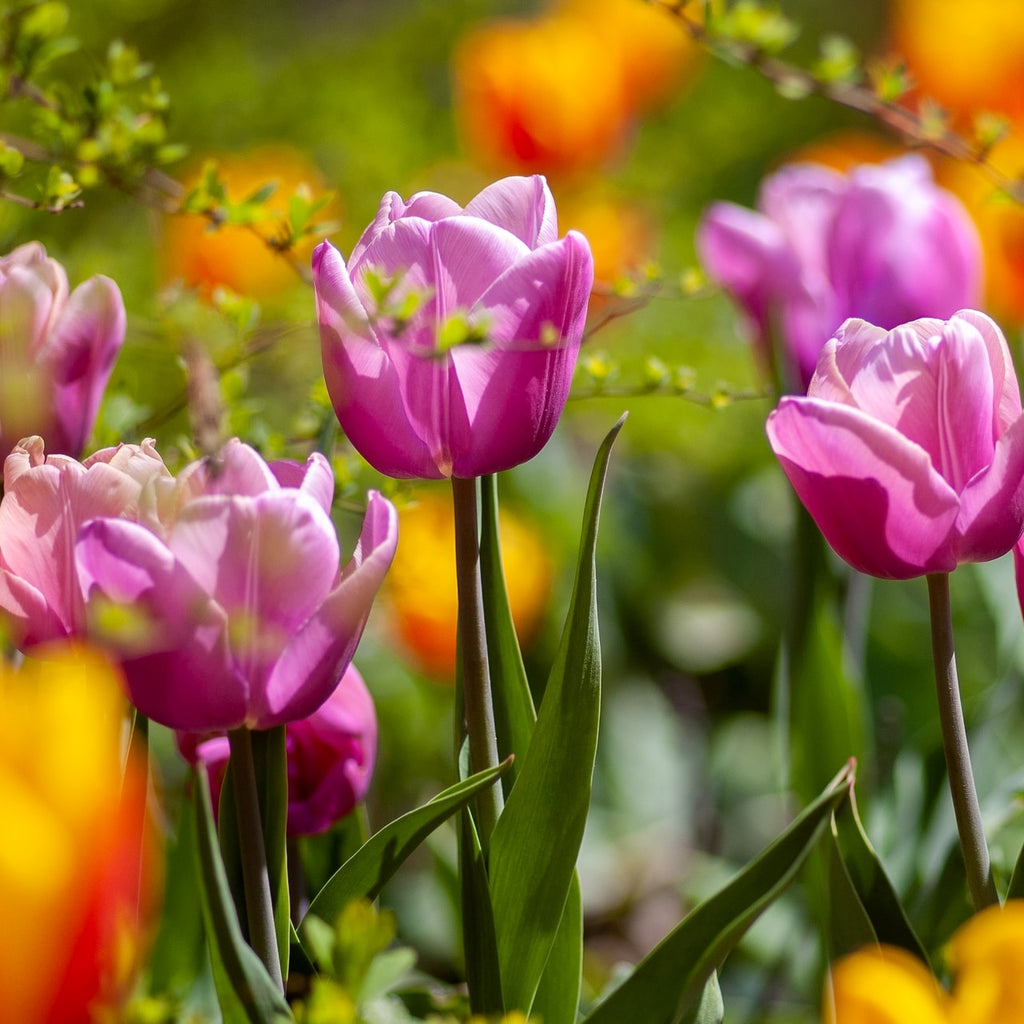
314, 175, 593, 479
75, 440, 398, 731
697, 156, 982, 389
0, 243, 125, 459
0, 436, 170, 646
767, 311, 1024, 578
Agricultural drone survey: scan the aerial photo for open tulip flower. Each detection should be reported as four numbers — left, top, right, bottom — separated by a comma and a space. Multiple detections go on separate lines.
697, 155, 981, 389
767, 310, 1024, 579
314, 175, 594, 479
75, 439, 398, 732
0, 242, 125, 460
0, 435, 171, 647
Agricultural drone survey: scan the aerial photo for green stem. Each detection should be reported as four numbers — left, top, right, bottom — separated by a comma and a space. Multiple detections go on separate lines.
925, 573, 998, 910
228, 727, 284, 990
451, 474, 503, 841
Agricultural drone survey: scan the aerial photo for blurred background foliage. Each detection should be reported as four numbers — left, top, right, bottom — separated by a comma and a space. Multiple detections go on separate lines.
5, 0, 1024, 1020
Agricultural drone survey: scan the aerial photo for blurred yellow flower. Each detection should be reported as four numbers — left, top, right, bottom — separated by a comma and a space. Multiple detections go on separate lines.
890, 0, 1024, 123
162, 145, 335, 301
0, 644, 158, 1024
385, 490, 552, 680
825, 902, 1024, 1024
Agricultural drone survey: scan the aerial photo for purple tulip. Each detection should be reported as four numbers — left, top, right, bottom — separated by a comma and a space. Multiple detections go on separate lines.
0, 435, 170, 646
179, 663, 377, 837
75, 440, 399, 732
314, 175, 594, 479
0, 243, 125, 459
697, 156, 982, 389
766, 311, 1024, 579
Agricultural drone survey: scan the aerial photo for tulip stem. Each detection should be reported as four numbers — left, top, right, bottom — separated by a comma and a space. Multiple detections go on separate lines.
925, 573, 998, 910
228, 727, 284, 990
452, 474, 503, 842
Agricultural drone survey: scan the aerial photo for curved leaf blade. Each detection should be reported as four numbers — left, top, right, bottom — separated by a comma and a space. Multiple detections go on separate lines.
192, 764, 294, 1024
301, 759, 510, 930
488, 415, 626, 1015
583, 761, 855, 1024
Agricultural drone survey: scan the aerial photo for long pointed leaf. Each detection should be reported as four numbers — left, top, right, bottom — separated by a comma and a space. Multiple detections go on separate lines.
459, 807, 503, 1014
192, 765, 294, 1024
832, 795, 929, 962
481, 472, 584, 1024
301, 760, 511, 930
479, 472, 536, 790
583, 761, 855, 1024
488, 415, 626, 1015
252, 726, 291, 980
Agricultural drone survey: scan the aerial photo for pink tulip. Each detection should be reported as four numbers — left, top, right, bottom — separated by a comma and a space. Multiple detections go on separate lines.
766, 311, 1024, 579
179, 663, 377, 837
697, 156, 982, 389
0, 436, 170, 646
0, 243, 125, 459
314, 175, 594, 479
75, 440, 398, 732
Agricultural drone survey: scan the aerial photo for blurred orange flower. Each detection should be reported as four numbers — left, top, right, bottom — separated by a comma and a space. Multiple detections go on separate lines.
162, 145, 335, 301
557, 187, 657, 289
890, 0, 1024, 123
453, 0, 700, 180
826, 901, 1024, 1024
385, 490, 552, 680
0, 644, 158, 1024
936, 138, 1024, 325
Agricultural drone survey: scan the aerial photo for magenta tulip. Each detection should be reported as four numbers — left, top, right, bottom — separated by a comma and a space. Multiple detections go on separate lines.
0, 436, 170, 646
75, 440, 398, 732
767, 311, 1024, 579
0, 243, 125, 459
697, 156, 982, 389
179, 662, 377, 837
314, 175, 594, 479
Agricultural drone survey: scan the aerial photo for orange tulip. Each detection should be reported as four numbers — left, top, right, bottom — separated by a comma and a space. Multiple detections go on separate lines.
385, 490, 552, 680
162, 145, 335, 301
890, 0, 1024, 123
0, 644, 158, 1024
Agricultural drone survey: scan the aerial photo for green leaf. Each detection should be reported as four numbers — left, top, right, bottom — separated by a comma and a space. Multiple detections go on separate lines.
582, 762, 855, 1024
479, 472, 536, 797
488, 415, 625, 1015
680, 973, 723, 1024
823, 815, 879, 959
252, 727, 291, 980
459, 808, 503, 1014
192, 765, 294, 1024
831, 796, 929, 963
301, 760, 511, 931
480, 472, 584, 1024
531, 873, 583, 1024
1009, 835, 1024, 900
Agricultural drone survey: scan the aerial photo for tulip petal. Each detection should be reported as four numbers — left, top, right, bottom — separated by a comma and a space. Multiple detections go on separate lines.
269, 450, 335, 514
254, 490, 397, 728
168, 492, 340, 687
955, 412, 1024, 562
45, 275, 125, 457
429, 217, 532, 314
349, 190, 462, 267
463, 175, 558, 247
75, 518, 243, 731
768, 397, 960, 577
952, 308, 1023, 429
758, 161, 845, 272
0, 569, 66, 645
